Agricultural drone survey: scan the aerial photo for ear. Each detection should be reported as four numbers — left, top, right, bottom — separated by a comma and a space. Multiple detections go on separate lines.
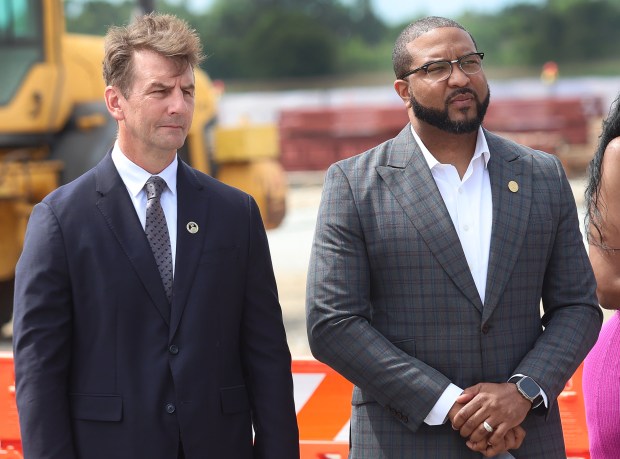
393, 79, 412, 108
104, 86, 125, 121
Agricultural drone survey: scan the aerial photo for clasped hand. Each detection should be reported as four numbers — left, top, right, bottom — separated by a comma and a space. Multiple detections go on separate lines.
448, 382, 531, 457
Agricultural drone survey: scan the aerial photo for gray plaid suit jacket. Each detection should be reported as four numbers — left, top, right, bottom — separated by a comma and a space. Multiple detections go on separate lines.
306, 125, 602, 458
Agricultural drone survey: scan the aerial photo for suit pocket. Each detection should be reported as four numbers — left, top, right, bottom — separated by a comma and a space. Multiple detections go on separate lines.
69, 393, 123, 421
351, 387, 377, 406
220, 385, 250, 414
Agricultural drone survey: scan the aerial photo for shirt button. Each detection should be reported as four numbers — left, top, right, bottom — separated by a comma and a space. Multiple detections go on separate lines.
169, 344, 179, 355
165, 403, 176, 414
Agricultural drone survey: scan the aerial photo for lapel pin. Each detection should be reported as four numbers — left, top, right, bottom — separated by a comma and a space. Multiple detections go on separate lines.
508, 180, 519, 193
186, 221, 199, 234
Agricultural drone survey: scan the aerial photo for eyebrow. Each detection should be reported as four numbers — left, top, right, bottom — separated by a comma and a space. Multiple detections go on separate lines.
145, 81, 195, 92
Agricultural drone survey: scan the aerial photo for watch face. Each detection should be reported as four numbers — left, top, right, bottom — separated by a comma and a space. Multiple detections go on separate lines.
519, 377, 540, 398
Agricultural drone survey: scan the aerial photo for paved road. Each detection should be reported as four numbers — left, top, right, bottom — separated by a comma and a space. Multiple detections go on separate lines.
267, 173, 324, 356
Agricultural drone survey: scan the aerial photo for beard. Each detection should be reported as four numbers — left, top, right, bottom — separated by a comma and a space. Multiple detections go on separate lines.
410, 87, 490, 134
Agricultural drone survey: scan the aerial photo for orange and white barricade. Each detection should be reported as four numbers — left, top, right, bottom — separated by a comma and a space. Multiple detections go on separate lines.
0, 353, 591, 459
293, 358, 352, 459
293, 359, 592, 459
0, 352, 23, 458
558, 363, 590, 459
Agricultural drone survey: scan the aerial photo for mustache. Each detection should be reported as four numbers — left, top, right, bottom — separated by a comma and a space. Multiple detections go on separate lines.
447, 88, 477, 102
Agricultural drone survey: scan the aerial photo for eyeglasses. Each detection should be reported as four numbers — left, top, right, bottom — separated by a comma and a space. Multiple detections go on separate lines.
399, 52, 485, 82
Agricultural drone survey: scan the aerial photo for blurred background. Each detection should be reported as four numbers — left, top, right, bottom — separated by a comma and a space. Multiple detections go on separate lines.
64, 0, 620, 85
2, 0, 620, 356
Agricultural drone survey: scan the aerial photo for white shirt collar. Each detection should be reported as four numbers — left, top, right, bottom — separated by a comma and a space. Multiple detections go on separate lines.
410, 126, 490, 170
111, 141, 178, 196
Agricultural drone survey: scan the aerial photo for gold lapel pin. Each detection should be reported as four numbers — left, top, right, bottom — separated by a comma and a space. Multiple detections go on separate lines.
508, 180, 519, 193
186, 221, 199, 234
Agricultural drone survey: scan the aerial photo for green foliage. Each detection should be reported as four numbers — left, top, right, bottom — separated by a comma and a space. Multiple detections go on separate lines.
63, 0, 620, 80
462, 1, 620, 68
336, 37, 393, 74
243, 11, 338, 78
65, 0, 134, 34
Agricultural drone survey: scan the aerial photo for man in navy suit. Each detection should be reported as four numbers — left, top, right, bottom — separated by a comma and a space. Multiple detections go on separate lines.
12, 13, 299, 459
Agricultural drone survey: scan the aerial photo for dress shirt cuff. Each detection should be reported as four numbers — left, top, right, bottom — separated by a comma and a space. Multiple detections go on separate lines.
424, 383, 463, 425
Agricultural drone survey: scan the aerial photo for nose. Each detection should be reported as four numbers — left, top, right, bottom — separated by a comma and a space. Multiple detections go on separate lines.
168, 88, 190, 114
446, 63, 470, 87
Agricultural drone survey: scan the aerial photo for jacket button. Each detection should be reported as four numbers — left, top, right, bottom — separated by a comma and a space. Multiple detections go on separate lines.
169, 344, 179, 355
165, 403, 176, 414
481, 324, 490, 334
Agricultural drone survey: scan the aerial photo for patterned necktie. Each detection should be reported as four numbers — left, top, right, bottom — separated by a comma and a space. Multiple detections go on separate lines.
144, 176, 173, 305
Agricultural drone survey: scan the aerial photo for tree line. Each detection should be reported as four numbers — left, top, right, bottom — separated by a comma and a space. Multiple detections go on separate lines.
65, 0, 620, 81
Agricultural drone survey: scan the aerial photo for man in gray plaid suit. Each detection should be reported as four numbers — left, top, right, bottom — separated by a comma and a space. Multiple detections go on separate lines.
306, 16, 602, 458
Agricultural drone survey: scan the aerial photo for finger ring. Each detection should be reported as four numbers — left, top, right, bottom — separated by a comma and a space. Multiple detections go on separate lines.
483, 421, 494, 433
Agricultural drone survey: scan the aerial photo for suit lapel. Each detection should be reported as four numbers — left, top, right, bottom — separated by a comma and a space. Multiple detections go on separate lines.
169, 161, 209, 337
376, 126, 483, 313
95, 153, 171, 324
482, 131, 532, 321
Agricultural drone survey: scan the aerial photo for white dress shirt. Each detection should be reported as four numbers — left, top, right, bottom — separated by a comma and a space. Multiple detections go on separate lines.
412, 127, 549, 458
411, 126, 492, 420
111, 143, 178, 274
411, 127, 516, 459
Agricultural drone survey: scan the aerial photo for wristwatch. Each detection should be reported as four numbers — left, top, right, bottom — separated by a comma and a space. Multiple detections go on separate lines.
508, 375, 543, 409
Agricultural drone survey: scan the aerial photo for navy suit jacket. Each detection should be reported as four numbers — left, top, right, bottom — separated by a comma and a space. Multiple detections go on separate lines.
13, 153, 299, 459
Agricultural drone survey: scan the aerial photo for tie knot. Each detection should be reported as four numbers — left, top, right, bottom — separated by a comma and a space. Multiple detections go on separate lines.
145, 176, 167, 200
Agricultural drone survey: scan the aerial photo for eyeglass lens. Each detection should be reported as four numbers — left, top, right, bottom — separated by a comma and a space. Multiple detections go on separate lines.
426, 54, 482, 81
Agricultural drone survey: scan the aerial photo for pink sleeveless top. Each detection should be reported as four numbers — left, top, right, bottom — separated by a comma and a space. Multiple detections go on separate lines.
583, 311, 620, 459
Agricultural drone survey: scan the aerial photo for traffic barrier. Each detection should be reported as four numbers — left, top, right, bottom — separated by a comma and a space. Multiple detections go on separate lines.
293, 358, 351, 459
293, 360, 592, 459
0, 353, 590, 459
0, 352, 22, 459
558, 363, 590, 459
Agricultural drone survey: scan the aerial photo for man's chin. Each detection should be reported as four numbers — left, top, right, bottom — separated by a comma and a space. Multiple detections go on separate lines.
156, 135, 187, 152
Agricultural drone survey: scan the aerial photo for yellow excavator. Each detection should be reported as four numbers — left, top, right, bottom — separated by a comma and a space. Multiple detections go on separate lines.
0, 0, 287, 333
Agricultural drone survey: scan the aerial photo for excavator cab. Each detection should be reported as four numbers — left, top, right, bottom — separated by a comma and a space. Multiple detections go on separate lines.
0, 0, 44, 110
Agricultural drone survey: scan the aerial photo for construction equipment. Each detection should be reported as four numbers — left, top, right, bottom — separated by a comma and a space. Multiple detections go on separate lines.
0, 0, 287, 332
